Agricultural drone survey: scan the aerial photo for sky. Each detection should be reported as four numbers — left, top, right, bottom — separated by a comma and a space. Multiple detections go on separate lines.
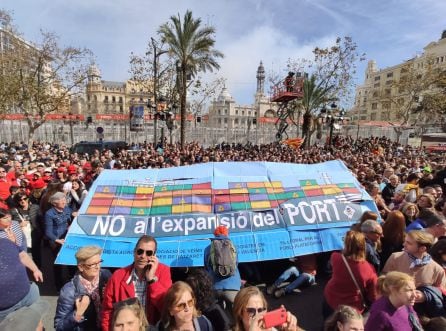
2, 0, 446, 106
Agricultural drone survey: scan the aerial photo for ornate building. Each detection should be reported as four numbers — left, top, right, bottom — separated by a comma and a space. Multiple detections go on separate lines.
353, 31, 446, 123
207, 61, 277, 129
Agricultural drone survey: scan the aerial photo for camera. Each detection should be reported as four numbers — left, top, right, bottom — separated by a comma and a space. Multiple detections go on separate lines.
262, 307, 287, 329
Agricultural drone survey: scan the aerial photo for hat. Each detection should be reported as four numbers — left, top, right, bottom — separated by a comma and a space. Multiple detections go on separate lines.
0, 299, 49, 331
36, 163, 45, 167
50, 191, 66, 203
57, 166, 66, 173
422, 166, 432, 173
82, 162, 92, 170
44, 167, 53, 173
32, 178, 47, 190
214, 225, 229, 237
67, 165, 77, 175
33, 171, 42, 177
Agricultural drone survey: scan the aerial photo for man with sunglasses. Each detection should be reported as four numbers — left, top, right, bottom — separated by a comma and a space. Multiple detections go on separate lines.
102, 235, 172, 331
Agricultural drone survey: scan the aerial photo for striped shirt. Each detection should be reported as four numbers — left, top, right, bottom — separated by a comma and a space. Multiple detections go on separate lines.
131, 268, 147, 308
0, 221, 26, 251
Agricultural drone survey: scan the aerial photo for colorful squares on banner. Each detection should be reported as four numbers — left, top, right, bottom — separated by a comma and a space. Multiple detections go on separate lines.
109, 206, 131, 214
271, 181, 283, 188
303, 186, 324, 197
131, 208, 151, 215
230, 194, 248, 203
249, 193, 269, 201
93, 192, 115, 199
136, 187, 154, 194
90, 198, 113, 206
213, 195, 231, 204
337, 183, 355, 188
214, 189, 230, 195
192, 196, 211, 205
132, 200, 152, 208
132, 194, 152, 200
231, 201, 251, 210
251, 201, 271, 209
342, 187, 361, 194
150, 206, 172, 215
152, 197, 173, 206
247, 182, 266, 189
322, 185, 343, 195
86, 206, 110, 214
215, 203, 231, 213
192, 204, 212, 213
96, 185, 117, 193
172, 204, 192, 214
112, 199, 133, 207
192, 189, 212, 195
173, 196, 193, 205
192, 182, 212, 189
154, 185, 172, 192
228, 182, 247, 189
229, 188, 249, 194
153, 191, 173, 198
300, 179, 318, 186
248, 187, 267, 194
116, 186, 137, 194
172, 189, 192, 197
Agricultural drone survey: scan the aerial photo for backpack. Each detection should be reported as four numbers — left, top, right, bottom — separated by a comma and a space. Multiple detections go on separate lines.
209, 238, 237, 277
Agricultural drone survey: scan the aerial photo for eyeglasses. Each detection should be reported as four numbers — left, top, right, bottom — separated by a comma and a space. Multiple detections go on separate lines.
136, 248, 154, 257
175, 299, 195, 311
82, 259, 103, 269
245, 307, 267, 317
371, 231, 383, 236
0, 170, 5, 173
113, 297, 140, 309
19, 197, 28, 202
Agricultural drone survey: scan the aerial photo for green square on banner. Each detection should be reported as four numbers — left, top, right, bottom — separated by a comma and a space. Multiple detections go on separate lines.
154, 185, 174, 192
116, 186, 137, 194
337, 183, 355, 188
299, 179, 317, 186
231, 202, 250, 210
248, 188, 267, 194
150, 206, 172, 215
131, 208, 151, 215
268, 193, 278, 200
284, 191, 305, 199
273, 192, 289, 200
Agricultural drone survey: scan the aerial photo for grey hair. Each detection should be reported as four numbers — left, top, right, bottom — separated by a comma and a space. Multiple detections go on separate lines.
360, 219, 379, 233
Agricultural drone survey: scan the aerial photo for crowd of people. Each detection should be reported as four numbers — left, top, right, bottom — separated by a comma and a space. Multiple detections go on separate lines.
0, 135, 446, 330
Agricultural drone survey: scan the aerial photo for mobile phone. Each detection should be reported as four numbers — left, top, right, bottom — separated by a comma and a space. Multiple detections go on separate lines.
263, 307, 287, 329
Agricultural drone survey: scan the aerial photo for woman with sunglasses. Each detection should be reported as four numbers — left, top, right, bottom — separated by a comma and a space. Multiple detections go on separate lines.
54, 245, 111, 331
233, 286, 300, 331
112, 297, 154, 331
0, 207, 27, 251
159, 281, 214, 331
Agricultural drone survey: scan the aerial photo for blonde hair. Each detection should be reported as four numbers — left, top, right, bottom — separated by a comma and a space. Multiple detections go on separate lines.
377, 271, 414, 296
161, 281, 197, 331
233, 286, 268, 331
343, 231, 366, 261
75, 246, 102, 264
407, 230, 435, 250
112, 298, 148, 331
324, 305, 363, 331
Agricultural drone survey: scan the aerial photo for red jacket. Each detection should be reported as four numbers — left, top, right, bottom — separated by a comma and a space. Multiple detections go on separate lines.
101, 263, 172, 331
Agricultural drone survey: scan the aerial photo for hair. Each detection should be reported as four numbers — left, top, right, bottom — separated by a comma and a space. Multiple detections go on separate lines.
382, 211, 406, 244
388, 174, 399, 182
184, 268, 216, 312
360, 219, 379, 233
407, 173, 420, 183
429, 239, 446, 267
0, 208, 11, 218
111, 298, 148, 331
401, 202, 420, 220
161, 281, 197, 331
233, 286, 268, 331
417, 194, 436, 209
75, 245, 102, 264
377, 271, 414, 296
407, 230, 435, 251
359, 211, 378, 223
13, 191, 29, 205
135, 235, 157, 253
424, 212, 445, 228
423, 316, 446, 331
323, 305, 363, 331
343, 231, 366, 261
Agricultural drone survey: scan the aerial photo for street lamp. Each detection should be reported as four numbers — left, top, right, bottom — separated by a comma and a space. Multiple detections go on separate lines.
318, 103, 347, 147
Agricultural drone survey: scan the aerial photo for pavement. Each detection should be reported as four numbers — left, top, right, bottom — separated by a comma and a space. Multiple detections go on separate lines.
38, 250, 328, 331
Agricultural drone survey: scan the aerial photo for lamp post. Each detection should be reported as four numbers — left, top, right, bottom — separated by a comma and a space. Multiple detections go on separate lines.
150, 37, 168, 146
318, 103, 347, 147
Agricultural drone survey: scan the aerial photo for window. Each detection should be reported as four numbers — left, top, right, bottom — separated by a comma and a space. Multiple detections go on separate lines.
119, 106, 123, 112
382, 102, 390, 109
370, 113, 377, 120
381, 112, 390, 120
224, 118, 227, 124
234, 118, 239, 124
242, 111, 244, 115
112, 96, 116, 103
374, 83, 380, 88
235, 110, 238, 115
104, 96, 109, 103
373, 91, 379, 98
218, 109, 221, 115
386, 72, 393, 78
374, 76, 381, 81
384, 89, 391, 96
386, 80, 393, 85
119, 97, 123, 103
225, 109, 228, 115
371, 103, 378, 110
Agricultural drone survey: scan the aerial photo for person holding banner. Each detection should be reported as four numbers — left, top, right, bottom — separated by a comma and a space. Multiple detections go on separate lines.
102, 235, 172, 331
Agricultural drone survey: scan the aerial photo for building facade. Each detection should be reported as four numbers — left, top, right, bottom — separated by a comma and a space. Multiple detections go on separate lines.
353, 31, 446, 123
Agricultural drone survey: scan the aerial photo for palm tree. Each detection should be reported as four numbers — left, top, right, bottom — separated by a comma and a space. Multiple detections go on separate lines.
159, 10, 223, 147
301, 75, 334, 147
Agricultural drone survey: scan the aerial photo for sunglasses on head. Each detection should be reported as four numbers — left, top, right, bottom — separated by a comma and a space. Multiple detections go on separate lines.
175, 299, 194, 311
136, 248, 154, 257
245, 307, 266, 317
113, 297, 141, 309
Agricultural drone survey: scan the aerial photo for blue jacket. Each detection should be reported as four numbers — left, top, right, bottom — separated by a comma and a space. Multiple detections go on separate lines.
54, 269, 111, 331
44, 206, 73, 243
204, 235, 241, 291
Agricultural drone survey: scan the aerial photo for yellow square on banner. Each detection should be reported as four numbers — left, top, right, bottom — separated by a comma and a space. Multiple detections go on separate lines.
271, 181, 283, 188
172, 204, 192, 214
132, 200, 152, 208
192, 204, 212, 213
251, 201, 271, 209
152, 197, 173, 206
136, 187, 154, 194
247, 182, 265, 188
153, 191, 173, 198
94, 192, 115, 199
112, 199, 133, 207
266, 187, 276, 194
86, 206, 110, 214
230, 188, 248, 194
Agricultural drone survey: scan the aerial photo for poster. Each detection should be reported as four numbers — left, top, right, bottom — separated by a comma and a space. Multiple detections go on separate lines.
56, 160, 379, 267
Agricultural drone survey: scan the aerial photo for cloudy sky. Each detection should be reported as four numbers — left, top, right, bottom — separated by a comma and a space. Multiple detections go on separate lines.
2, 0, 446, 105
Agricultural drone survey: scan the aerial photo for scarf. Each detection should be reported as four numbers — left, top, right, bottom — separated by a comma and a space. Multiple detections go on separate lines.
407, 252, 432, 269
79, 273, 101, 326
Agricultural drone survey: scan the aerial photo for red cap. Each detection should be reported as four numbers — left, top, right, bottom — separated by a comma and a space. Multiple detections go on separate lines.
82, 162, 92, 170
32, 178, 47, 189
67, 165, 77, 175
57, 167, 66, 173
